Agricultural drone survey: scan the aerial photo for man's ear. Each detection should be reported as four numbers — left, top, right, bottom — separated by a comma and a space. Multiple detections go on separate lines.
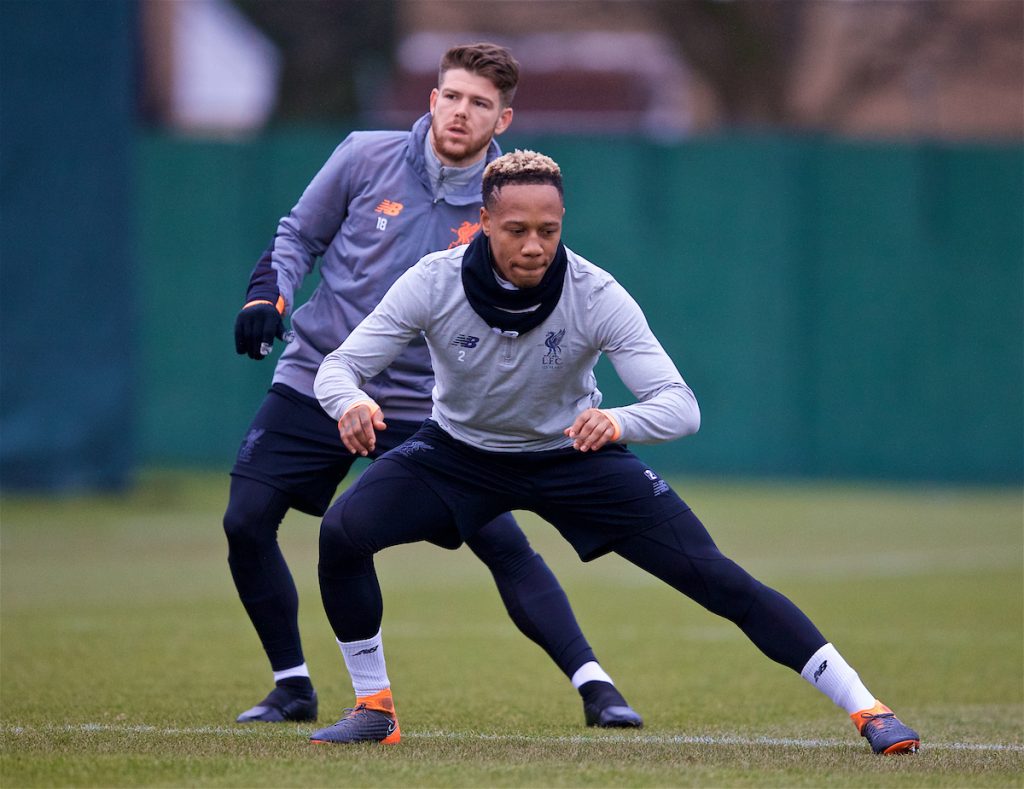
428, 87, 439, 114
480, 205, 491, 236
494, 107, 513, 136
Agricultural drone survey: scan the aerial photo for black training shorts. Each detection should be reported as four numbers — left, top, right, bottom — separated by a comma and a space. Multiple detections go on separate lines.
230, 383, 426, 516
365, 420, 691, 560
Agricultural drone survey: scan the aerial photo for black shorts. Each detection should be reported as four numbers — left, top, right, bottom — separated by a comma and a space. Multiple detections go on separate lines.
370, 421, 691, 560
230, 383, 426, 516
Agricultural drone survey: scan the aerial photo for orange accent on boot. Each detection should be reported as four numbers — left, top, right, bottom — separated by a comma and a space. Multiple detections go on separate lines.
356, 688, 401, 744
850, 700, 892, 733
356, 688, 394, 713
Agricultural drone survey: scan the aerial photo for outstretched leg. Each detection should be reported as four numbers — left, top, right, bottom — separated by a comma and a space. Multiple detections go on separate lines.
612, 509, 826, 670
612, 509, 919, 753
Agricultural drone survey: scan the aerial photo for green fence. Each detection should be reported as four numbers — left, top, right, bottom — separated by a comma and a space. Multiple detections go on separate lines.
0, 0, 136, 490
137, 130, 1022, 483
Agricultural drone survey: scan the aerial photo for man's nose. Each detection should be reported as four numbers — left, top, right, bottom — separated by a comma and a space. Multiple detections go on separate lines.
522, 235, 543, 255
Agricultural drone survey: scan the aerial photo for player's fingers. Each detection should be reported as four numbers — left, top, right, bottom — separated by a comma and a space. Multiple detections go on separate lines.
356, 407, 381, 453
259, 313, 278, 344
249, 314, 275, 359
351, 406, 383, 444
572, 410, 614, 452
340, 425, 372, 456
248, 330, 265, 360
565, 414, 588, 443
582, 425, 614, 452
338, 409, 376, 456
566, 409, 593, 437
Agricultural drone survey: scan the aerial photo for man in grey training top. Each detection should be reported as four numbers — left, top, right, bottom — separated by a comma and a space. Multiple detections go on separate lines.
309, 149, 921, 755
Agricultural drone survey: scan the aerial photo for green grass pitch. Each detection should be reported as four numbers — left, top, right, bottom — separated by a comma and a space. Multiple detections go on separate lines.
2, 470, 1021, 787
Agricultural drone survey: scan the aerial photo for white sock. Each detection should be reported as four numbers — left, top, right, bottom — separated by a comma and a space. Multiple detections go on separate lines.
338, 629, 390, 697
800, 643, 876, 714
272, 663, 310, 682
570, 661, 614, 689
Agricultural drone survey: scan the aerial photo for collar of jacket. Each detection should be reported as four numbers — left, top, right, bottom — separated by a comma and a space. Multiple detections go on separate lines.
405, 113, 503, 207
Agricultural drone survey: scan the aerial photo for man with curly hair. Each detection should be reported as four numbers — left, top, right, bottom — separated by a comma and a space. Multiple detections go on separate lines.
310, 150, 920, 755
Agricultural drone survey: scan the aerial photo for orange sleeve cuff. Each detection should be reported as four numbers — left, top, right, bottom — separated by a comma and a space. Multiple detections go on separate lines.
243, 297, 287, 314
341, 399, 380, 419
599, 409, 622, 442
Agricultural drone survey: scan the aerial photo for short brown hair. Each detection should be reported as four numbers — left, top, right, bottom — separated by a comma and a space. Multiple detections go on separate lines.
482, 150, 563, 208
439, 42, 519, 107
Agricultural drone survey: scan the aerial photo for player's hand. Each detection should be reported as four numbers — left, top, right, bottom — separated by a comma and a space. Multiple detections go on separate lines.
338, 403, 387, 456
564, 408, 617, 452
234, 301, 284, 360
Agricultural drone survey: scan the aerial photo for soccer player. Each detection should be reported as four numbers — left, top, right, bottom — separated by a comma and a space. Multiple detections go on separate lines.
227, 43, 641, 730
309, 150, 921, 755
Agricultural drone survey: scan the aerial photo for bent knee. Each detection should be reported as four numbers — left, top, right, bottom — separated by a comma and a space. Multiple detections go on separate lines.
466, 514, 537, 573
317, 495, 385, 580
222, 481, 287, 547
319, 502, 359, 556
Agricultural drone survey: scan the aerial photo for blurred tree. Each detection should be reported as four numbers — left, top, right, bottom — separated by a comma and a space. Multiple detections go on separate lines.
232, 0, 397, 122
652, 0, 1022, 138
651, 0, 804, 126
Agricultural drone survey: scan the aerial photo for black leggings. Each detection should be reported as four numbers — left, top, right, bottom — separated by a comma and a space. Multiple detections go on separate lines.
320, 467, 826, 675
227, 474, 597, 677
317, 465, 596, 676
611, 511, 826, 671
223, 477, 300, 671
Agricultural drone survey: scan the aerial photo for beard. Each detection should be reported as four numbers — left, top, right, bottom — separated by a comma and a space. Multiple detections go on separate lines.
430, 121, 494, 167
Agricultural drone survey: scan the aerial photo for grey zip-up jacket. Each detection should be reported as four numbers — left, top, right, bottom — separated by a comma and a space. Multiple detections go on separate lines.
244, 114, 500, 419
315, 244, 701, 452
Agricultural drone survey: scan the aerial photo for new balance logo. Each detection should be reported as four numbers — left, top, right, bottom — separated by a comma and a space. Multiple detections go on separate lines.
813, 660, 828, 683
353, 646, 379, 656
449, 334, 480, 348
374, 199, 404, 216
375, 200, 403, 231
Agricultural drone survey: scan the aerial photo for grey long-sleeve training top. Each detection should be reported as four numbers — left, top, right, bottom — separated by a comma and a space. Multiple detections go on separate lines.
315, 243, 700, 452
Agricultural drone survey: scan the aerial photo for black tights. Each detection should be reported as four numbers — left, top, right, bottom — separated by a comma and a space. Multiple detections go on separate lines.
317, 467, 597, 677
226, 475, 597, 677
223, 477, 301, 670
612, 510, 826, 671
319, 465, 826, 676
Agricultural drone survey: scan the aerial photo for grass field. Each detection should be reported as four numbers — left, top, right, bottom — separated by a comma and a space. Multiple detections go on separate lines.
1, 470, 1021, 787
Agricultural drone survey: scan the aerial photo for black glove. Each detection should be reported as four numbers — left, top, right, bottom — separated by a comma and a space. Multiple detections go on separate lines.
234, 301, 284, 360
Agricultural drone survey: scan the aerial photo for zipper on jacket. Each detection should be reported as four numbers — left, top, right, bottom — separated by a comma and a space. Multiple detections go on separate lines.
494, 328, 518, 367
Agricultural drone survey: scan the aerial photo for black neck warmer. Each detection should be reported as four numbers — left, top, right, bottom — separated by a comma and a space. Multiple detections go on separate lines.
460, 232, 568, 336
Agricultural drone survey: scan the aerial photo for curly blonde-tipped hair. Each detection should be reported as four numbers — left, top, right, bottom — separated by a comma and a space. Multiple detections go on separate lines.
482, 149, 564, 208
